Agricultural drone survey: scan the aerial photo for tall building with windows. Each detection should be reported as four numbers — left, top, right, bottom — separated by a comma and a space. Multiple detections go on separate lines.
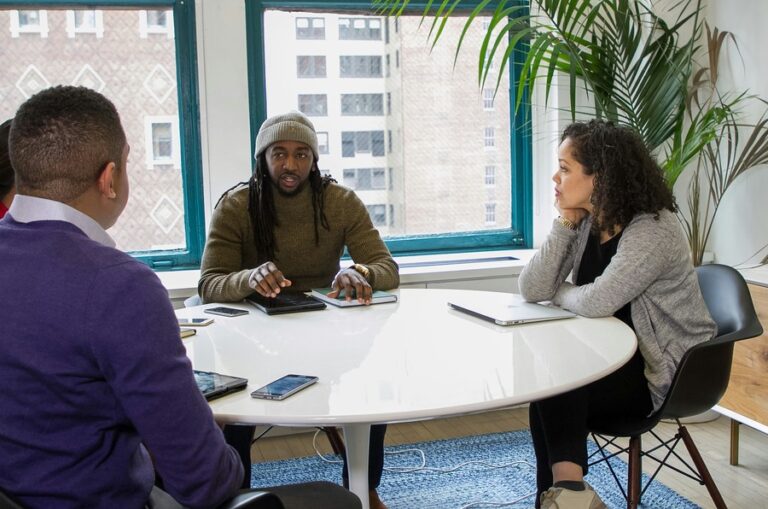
264, 11, 511, 237
265, 12, 398, 234
0, 8, 185, 253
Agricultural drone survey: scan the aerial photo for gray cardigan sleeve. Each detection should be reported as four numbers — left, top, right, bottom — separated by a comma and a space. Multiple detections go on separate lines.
518, 218, 581, 302
551, 214, 677, 317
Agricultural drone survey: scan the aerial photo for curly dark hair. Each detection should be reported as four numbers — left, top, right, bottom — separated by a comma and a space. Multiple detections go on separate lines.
216, 153, 336, 264
562, 120, 676, 233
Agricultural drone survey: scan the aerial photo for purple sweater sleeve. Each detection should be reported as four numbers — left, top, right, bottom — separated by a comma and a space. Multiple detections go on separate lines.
85, 261, 243, 508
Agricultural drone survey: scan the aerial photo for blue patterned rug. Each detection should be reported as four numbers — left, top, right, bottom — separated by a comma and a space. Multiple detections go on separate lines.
251, 430, 700, 508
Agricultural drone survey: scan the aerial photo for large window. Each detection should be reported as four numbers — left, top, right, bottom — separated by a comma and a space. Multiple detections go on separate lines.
485, 165, 496, 186
298, 93, 327, 116
253, 3, 531, 254
0, 2, 205, 269
317, 131, 329, 154
10, 9, 48, 37
295, 16, 324, 39
139, 9, 173, 39
483, 88, 495, 110
66, 9, 103, 38
144, 116, 180, 169
296, 55, 326, 78
339, 55, 382, 78
366, 204, 387, 226
341, 131, 385, 157
341, 93, 383, 116
343, 168, 387, 190
338, 17, 381, 40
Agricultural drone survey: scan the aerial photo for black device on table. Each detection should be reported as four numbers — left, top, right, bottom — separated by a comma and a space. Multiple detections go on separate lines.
194, 370, 248, 401
245, 292, 326, 315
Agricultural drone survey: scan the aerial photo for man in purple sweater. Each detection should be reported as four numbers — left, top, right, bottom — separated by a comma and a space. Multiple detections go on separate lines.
0, 87, 361, 509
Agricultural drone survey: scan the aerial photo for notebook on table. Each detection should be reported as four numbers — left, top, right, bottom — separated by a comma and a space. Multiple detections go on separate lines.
448, 292, 575, 326
245, 291, 327, 315
193, 370, 248, 401
310, 287, 398, 307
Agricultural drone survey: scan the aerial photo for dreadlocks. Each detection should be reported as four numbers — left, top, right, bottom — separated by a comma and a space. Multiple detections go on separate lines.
214, 153, 336, 264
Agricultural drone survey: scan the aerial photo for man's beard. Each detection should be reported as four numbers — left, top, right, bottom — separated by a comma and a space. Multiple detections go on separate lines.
273, 178, 307, 197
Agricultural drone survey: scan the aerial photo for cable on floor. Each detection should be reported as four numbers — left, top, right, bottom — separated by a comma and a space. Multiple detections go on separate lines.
311, 429, 537, 507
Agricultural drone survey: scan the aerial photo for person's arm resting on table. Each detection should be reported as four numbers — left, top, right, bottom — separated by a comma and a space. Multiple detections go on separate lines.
328, 190, 399, 304
519, 216, 582, 303
198, 188, 258, 303
550, 214, 679, 317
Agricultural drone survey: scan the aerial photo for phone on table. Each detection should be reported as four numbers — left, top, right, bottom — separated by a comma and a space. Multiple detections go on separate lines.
178, 317, 214, 327
250, 374, 319, 400
204, 306, 249, 317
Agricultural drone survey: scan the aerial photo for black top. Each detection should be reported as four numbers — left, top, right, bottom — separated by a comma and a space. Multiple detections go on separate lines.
576, 229, 634, 329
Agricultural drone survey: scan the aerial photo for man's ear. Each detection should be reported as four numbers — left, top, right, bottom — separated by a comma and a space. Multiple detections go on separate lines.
97, 162, 117, 199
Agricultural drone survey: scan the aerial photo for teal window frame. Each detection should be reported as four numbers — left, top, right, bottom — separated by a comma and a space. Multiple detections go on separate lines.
247, 0, 532, 255
0, 0, 205, 270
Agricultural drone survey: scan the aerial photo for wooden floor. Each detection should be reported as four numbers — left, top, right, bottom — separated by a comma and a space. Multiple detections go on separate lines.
249, 407, 768, 508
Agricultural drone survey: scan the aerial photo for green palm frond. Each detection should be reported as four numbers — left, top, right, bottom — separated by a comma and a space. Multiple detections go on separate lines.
373, 0, 768, 265
374, 0, 701, 151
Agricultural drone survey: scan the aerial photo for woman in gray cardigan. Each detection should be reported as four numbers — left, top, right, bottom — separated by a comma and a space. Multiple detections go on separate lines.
519, 120, 716, 509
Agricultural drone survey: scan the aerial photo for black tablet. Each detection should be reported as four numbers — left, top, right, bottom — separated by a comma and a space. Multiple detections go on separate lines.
245, 292, 327, 315
193, 370, 248, 401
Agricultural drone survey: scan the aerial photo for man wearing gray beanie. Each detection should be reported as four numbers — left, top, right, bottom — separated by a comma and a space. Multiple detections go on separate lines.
198, 110, 399, 509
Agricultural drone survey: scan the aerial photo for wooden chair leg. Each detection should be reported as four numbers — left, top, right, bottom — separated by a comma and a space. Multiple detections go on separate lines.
679, 425, 728, 509
324, 426, 347, 457
729, 419, 740, 466
626, 435, 642, 509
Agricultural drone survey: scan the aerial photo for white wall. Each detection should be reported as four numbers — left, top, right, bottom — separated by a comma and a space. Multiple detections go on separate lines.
703, 0, 768, 267
195, 0, 252, 223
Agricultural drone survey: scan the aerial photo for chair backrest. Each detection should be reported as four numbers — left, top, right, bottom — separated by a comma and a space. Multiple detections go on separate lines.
0, 488, 25, 509
0, 488, 285, 509
660, 264, 763, 419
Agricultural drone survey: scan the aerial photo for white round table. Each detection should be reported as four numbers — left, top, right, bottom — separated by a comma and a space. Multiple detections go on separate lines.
178, 288, 636, 509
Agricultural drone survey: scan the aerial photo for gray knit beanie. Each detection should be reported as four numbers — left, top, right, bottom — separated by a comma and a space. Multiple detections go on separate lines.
254, 110, 318, 159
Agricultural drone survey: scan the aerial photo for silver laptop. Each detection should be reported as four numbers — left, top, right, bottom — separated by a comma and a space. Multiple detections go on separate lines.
448, 292, 575, 326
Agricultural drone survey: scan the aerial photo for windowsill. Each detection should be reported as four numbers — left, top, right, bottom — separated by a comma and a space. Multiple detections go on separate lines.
156, 249, 537, 300
739, 265, 768, 287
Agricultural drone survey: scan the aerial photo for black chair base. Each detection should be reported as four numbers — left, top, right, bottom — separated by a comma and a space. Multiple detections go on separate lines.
589, 421, 727, 509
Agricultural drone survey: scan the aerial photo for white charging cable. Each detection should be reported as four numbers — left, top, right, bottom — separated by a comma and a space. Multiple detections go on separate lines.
311, 429, 537, 507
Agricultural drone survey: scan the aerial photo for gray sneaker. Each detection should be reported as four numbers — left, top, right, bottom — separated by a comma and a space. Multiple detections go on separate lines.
539, 482, 607, 509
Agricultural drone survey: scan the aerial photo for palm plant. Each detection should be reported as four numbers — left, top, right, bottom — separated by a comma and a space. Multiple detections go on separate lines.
373, 0, 768, 265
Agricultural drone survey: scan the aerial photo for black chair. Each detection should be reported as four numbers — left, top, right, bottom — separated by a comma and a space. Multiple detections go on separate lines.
587, 264, 763, 509
0, 488, 284, 509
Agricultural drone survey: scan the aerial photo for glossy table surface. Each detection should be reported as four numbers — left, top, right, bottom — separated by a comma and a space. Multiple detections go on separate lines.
177, 288, 637, 426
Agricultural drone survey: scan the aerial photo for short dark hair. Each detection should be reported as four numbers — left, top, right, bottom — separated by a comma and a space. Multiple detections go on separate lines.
9, 85, 126, 202
0, 118, 13, 200
562, 120, 676, 233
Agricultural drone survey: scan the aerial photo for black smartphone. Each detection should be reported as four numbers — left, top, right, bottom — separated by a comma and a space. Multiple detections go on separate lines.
204, 306, 249, 317
250, 374, 319, 400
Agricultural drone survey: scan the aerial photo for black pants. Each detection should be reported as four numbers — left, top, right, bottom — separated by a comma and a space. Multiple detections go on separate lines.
224, 423, 387, 490
528, 350, 653, 506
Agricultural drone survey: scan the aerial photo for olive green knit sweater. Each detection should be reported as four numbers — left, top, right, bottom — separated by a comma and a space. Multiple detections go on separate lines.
199, 182, 399, 303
